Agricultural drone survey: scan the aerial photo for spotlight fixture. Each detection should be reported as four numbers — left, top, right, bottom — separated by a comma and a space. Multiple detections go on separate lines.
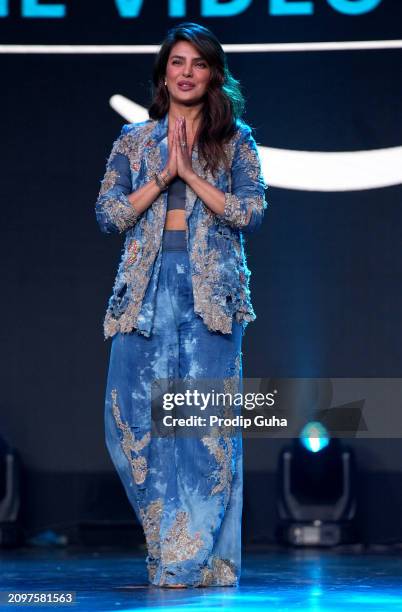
0, 436, 22, 547
276, 422, 357, 547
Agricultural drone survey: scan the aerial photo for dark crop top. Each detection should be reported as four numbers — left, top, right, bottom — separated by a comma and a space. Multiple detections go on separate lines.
167, 176, 186, 211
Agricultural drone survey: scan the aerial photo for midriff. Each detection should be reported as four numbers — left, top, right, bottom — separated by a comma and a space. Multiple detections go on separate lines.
164, 209, 187, 230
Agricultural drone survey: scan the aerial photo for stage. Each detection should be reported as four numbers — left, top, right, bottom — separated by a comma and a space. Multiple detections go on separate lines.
2, 545, 402, 611
1, 2, 402, 610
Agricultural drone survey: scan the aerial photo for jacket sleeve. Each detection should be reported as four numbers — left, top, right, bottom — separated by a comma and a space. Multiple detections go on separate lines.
218, 124, 268, 234
95, 124, 141, 234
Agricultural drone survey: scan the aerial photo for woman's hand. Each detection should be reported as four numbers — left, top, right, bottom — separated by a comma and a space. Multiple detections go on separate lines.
162, 119, 179, 183
176, 117, 195, 182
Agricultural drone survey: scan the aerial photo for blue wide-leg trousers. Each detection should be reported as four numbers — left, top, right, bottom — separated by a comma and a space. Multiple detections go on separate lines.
104, 232, 244, 587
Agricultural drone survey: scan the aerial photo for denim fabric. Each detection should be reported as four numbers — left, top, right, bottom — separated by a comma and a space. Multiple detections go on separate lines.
104, 235, 244, 587
161, 228, 187, 249
95, 113, 269, 340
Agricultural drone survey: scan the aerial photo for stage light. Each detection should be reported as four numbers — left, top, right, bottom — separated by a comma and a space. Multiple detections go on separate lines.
276, 428, 357, 547
300, 421, 330, 453
0, 435, 22, 547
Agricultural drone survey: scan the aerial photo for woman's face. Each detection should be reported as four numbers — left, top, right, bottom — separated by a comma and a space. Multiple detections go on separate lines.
165, 40, 211, 105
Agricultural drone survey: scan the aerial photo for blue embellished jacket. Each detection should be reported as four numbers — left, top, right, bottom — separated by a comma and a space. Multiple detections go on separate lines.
95, 113, 268, 340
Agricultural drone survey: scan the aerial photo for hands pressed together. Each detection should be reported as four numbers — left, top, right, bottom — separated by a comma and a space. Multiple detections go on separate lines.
163, 116, 195, 185
156, 115, 227, 220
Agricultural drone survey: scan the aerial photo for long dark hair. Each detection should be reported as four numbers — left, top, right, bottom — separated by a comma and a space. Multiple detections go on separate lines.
148, 22, 245, 177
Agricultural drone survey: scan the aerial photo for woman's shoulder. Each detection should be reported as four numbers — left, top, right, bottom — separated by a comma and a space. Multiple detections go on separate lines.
114, 119, 157, 151
234, 118, 255, 139
121, 118, 156, 136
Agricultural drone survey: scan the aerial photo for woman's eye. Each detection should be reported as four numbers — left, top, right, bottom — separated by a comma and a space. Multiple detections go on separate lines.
171, 59, 207, 67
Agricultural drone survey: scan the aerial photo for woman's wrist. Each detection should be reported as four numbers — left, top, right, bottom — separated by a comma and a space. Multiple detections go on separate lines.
182, 169, 197, 184
161, 168, 172, 184
154, 169, 172, 191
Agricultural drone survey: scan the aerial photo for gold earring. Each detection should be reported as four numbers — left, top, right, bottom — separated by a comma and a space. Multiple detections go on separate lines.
164, 79, 167, 86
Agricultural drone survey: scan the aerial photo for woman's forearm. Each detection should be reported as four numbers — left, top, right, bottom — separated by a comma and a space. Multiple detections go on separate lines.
127, 170, 253, 226
185, 171, 225, 216
185, 170, 253, 226
128, 170, 225, 218
127, 173, 168, 216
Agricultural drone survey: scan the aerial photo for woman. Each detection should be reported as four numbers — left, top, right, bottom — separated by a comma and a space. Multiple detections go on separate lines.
95, 22, 267, 588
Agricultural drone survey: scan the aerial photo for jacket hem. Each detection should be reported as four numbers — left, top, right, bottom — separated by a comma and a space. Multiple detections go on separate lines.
102, 307, 256, 340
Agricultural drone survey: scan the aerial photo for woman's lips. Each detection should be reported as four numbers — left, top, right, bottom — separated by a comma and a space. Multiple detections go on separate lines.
177, 83, 195, 91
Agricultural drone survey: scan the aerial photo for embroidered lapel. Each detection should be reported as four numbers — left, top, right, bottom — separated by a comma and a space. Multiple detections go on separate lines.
187, 143, 207, 220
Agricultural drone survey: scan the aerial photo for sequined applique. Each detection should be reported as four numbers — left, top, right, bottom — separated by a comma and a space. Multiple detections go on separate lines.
111, 132, 134, 158
161, 510, 204, 565
97, 118, 267, 339
139, 498, 163, 581
105, 194, 165, 337
239, 141, 261, 182
199, 556, 238, 586
201, 372, 242, 501
189, 206, 235, 335
201, 434, 233, 498
125, 239, 141, 268
222, 194, 265, 230
102, 195, 140, 233
223, 375, 240, 411
99, 169, 119, 195
102, 123, 167, 338
222, 193, 248, 228
111, 388, 150, 485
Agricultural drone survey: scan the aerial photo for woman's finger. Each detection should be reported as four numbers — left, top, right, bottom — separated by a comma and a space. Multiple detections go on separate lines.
181, 119, 185, 142
172, 119, 177, 150
182, 117, 187, 144
176, 120, 182, 159
171, 124, 177, 165
172, 120, 176, 153
180, 119, 188, 158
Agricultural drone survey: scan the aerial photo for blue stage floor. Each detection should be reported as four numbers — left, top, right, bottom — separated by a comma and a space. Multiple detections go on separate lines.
1, 546, 402, 611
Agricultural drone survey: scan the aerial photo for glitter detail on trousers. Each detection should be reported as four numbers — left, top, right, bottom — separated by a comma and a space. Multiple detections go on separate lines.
104, 238, 243, 587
